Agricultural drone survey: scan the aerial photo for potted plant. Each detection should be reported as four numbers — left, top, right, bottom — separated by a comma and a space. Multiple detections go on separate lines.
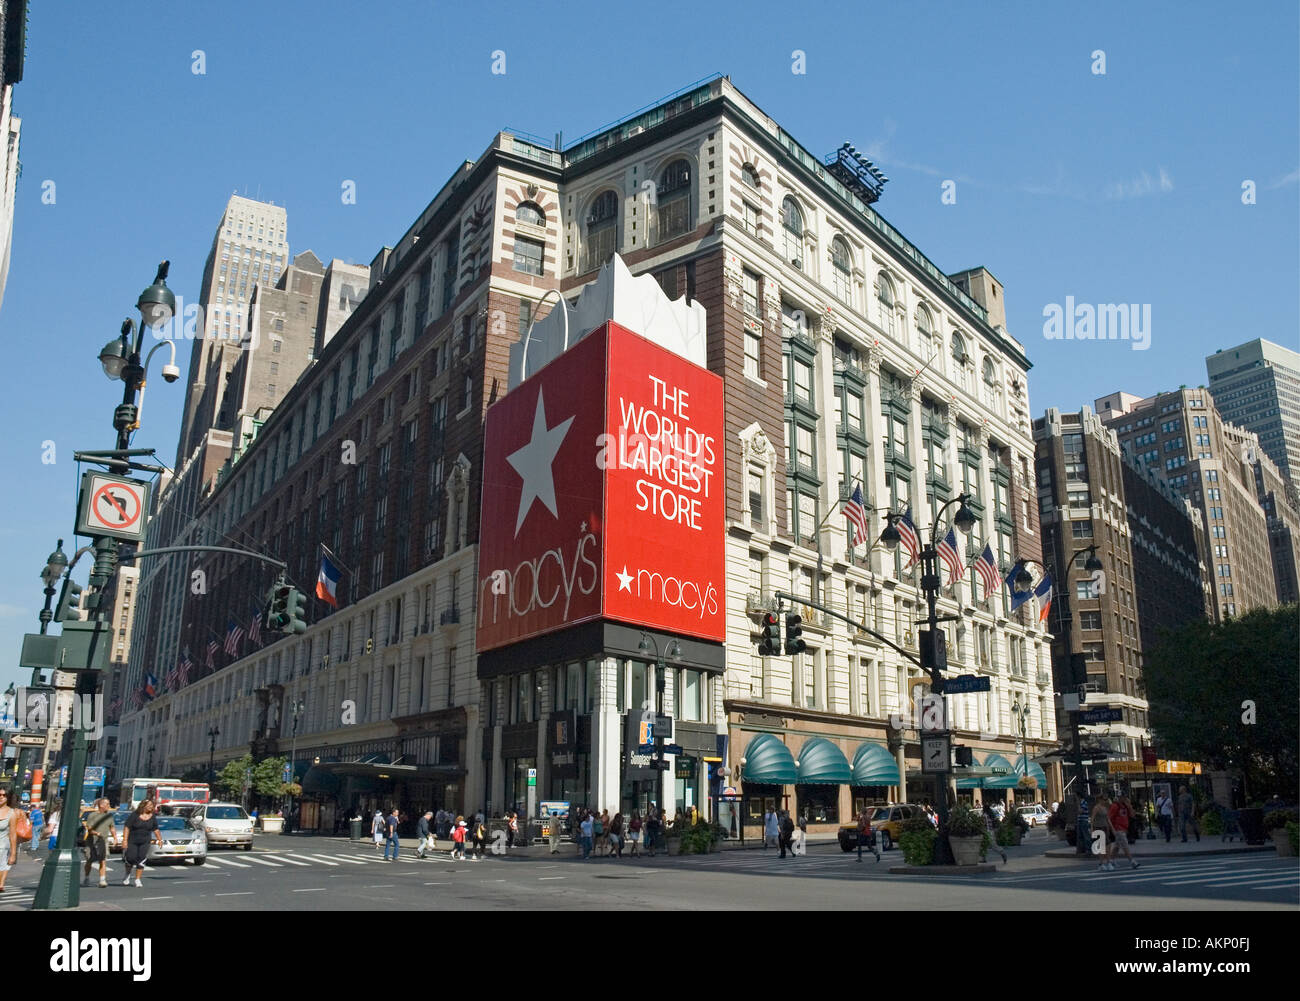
1045, 808, 1067, 840
947, 806, 987, 865
260, 810, 285, 834
996, 809, 1028, 847
899, 815, 936, 866
1264, 809, 1297, 857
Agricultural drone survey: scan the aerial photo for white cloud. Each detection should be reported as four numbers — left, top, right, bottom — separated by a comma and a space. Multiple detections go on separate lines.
0, 604, 30, 618
1267, 169, 1299, 189
1102, 168, 1175, 200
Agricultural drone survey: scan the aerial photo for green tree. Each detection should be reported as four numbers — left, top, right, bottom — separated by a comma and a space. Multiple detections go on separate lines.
1144, 606, 1298, 800
215, 754, 254, 801
252, 756, 289, 798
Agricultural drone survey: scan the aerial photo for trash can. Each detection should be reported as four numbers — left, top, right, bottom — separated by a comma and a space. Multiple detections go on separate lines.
1238, 807, 1265, 846
349, 818, 363, 841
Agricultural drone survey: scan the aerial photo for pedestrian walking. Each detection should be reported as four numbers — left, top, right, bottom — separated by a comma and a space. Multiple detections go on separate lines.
594, 809, 608, 856
471, 817, 486, 860
763, 807, 779, 850
792, 814, 808, 856
579, 811, 594, 860
382, 807, 400, 861
1091, 797, 1116, 871
628, 812, 642, 856
506, 811, 519, 849
81, 798, 119, 887
1155, 791, 1174, 842
778, 810, 795, 858
645, 802, 660, 856
416, 811, 434, 858
1177, 789, 1200, 842
45, 806, 60, 853
609, 812, 624, 857
856, 807, 880, 863
371, 809, 385, 850
1108, 795, 1140, 870
28, 802, 43, 856
982, 804, 1008, 864
122, 799, 164, 887
0, 787, 20, 893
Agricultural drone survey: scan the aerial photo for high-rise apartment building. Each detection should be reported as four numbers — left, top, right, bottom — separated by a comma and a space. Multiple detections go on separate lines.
119, 77, 1057, 827
1222, 423, 1300, 606
1097, 388, 1276, 620
177, 195, 289, 466
1033, 409, 1147, 759
1206, 338, 1300, 485
0, 0, 28, 315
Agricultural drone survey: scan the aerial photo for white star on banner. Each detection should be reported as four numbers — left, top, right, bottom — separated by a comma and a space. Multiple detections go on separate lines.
616, 566, 634, 592
507, 388, 575, 537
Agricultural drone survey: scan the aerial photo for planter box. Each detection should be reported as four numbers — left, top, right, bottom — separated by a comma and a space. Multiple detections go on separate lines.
259, 817, 284, 834
950, 835, 984, 866
1271, 829, 1296, 857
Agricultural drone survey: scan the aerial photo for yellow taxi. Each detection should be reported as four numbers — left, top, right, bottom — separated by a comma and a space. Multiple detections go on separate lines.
837, 803, 930, 852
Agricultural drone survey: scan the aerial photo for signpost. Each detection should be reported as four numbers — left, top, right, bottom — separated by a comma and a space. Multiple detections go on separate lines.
942, 674, 992, 694
75, 472, 151, 543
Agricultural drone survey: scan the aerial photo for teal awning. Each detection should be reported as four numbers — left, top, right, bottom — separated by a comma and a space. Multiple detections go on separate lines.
795, 737, 852, 784
741, 733, 798, 785
984, 756, 1048, 790
851, 743, 900, 786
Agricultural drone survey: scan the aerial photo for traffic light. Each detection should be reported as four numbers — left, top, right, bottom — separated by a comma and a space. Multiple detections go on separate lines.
284, 587, 308, 635
784, 613, 805, 655
266, 583, 292, 632
54, 579, 84, 623
758, 612, 780, 656
955, 745, 973, 766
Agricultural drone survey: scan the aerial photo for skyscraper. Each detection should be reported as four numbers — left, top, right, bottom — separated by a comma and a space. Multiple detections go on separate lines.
176, 194, 289, 466
1206, 338, 1300, 485
0, 0, 28, 315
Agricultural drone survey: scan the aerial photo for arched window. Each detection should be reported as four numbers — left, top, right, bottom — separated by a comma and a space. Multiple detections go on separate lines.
830, 236, 852, 305
741, 164, 760, 190
875, 273, 897, 341
655, 159, 692, 244
782, 197, 805, 267
951, 332, 971, 391
515, 202, 545, 226
983, 356, 1003, 412
916, 305, 938, 367
584, 190, 619, 272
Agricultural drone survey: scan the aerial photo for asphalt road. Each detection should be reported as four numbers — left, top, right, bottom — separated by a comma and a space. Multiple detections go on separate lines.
4, 832, 1296, 911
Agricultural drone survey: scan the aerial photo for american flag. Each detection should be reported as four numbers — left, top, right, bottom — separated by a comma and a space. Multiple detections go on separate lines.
165, 664, 180, 691
129, 690, 144, 710
936, 528, 965, 584
178, 650, 193, 687
896, 508, 921, 568
973, 544, 1000, 599
224, 619, 244, 656
205, 639, 219, 669
841, 484, 869, 545
249, 603, 262, 647
108, 698, 123, 716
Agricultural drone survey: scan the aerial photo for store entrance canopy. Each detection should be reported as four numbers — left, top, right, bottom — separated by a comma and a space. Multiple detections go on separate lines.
740, 733, 798, 785
851, 743, 900, 786
795, 737, 851, 784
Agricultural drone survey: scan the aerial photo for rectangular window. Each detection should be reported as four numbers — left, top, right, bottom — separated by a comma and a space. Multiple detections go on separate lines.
512, 237, 544, 276
1079, 610, 1103, 630
744, 329, 762, 381
742, 269, 761, 318
742, 201, 759, 235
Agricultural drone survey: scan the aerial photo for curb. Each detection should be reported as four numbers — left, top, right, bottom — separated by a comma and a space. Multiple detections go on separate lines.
887, 863, 998, 875
1042, 845, 1275, 860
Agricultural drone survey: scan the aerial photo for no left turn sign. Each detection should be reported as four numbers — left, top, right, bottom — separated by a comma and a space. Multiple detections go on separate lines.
76, 472, 151, 542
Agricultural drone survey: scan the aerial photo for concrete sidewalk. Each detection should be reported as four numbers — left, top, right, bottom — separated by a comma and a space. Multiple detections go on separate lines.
1042, 833, 1277, 860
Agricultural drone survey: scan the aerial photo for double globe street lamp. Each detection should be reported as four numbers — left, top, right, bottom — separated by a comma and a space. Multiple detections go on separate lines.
878, 492, 977, 865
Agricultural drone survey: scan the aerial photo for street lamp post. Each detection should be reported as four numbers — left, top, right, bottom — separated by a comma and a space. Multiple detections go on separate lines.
207, 727, 220, 786
637, 633, 682, 817
880, 492, 978, 866
38, 540, 69, 639
146, 745, 155, 775
1011, 698, 1029, 805
33, 263, 177, 911
1013, 545, 1103, 854
287, 698, 304, 829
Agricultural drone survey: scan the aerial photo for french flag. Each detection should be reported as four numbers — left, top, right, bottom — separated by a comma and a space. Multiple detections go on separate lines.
316, 548, 341, 607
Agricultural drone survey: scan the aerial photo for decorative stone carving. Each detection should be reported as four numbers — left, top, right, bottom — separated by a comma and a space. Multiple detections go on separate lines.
723, 252, 744, 310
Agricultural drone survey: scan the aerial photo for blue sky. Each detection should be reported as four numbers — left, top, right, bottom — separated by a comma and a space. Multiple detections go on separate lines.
1, 1, 1296, 694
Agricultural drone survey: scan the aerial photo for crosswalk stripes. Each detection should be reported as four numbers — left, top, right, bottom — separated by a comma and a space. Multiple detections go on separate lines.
259, 854, 311, 866
203, 855, 251, 867
233, 854, 284, 867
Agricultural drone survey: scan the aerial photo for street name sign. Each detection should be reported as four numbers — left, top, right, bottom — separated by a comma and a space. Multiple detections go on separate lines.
942, 674, 991, 694
1079, 708, 1122, 724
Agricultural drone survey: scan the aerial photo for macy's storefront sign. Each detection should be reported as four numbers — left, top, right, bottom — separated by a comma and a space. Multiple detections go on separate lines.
476, 321, 724, 652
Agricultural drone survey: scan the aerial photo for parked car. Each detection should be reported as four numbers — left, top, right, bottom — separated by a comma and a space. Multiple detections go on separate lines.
1017, 804, 1051, 828
837, 804, 928, 852
147, 816, 208, 865
191, 802, 254, 850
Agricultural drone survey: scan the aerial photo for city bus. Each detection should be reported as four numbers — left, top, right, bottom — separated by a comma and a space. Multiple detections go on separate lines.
118, 778, 211, 809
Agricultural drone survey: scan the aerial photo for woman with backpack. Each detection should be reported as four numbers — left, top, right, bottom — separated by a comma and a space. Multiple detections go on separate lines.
450, 816, 467, 860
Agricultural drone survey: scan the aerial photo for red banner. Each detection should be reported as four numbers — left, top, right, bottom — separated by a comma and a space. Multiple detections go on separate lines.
477, 322, 724, 652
